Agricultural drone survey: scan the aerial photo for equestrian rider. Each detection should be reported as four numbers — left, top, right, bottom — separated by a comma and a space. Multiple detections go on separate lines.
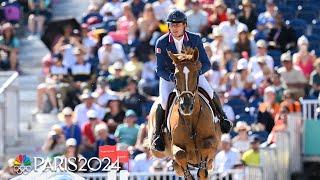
151, 9, 232, 152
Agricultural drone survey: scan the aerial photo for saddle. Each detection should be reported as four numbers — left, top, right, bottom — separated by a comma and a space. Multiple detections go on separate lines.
163, 87, 220, 132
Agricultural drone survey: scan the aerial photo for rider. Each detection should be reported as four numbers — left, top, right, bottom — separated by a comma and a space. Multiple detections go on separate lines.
151, 9, 232, 152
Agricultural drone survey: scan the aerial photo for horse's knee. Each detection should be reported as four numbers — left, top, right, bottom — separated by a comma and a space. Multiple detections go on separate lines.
202, 137, 214, 149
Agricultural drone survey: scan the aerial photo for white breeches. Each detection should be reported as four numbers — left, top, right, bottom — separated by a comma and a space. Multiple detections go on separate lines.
159, 75, 214, 109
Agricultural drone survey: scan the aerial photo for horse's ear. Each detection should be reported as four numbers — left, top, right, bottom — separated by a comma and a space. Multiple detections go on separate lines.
167, 50, 179, 64
193, 48, 199, 62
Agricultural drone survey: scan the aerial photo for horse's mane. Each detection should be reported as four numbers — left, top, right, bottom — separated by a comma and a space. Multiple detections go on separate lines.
173, 47, 197, 66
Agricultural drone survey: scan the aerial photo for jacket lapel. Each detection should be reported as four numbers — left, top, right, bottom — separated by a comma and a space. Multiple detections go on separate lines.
167, 33, 178, 53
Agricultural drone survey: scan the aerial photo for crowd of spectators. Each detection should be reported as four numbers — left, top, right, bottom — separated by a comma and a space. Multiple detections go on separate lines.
0, 0, 52, 71
2, 0, 320, 178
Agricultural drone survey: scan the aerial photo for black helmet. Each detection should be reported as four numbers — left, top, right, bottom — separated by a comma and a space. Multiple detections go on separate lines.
167, 9, 187, 23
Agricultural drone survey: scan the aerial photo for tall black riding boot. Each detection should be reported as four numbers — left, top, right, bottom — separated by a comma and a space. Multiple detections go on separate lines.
151, 104, 166, 152
212, 92, 233, 133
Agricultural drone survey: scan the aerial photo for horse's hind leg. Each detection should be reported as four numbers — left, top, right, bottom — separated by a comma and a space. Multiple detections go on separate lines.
172, 144, 194, 180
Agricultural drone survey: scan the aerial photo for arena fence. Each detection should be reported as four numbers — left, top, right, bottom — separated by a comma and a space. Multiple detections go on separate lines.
78, 167, 263, 180
0, 71, 19, 161
300, 98, 319, 120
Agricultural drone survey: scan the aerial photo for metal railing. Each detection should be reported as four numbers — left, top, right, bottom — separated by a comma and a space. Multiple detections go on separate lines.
0, 71, 19, 161
300, 98, 319, 120
78, 167, 263, 180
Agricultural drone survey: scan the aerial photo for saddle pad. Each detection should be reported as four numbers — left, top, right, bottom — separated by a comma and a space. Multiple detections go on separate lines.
166, 91, 219, 133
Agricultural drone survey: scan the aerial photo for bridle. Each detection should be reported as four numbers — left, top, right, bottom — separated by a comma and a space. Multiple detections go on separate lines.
174, 70, 200, 115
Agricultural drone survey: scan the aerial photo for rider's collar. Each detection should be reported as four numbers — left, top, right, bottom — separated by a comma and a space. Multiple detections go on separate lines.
169, 32, 189, 43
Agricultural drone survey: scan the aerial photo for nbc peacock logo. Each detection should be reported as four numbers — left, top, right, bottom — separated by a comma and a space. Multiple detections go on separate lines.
13, 154, 32, 175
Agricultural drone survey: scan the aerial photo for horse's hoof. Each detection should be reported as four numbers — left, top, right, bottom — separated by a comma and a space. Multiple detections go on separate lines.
197, 169, 208, 179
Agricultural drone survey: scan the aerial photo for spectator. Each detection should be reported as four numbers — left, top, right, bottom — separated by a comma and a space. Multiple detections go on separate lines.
149, 159, 169, 173
108, 3, 137, 44
0, 23, 19, 71
53, 28, 86, 68
27, 0, 48, 38
267, 13, 296, 53
130, 0, 145, 18
208, 0, 227, 26
186, 0, 208, 35
98, 35, 126, 67
257, 0, 277, 30
131, 139, 155, 172
141, 51, 157, 81
42, 124, 66, 158
59, 107, 82, 146
122, 78, 148, 117
152, 0, 173, 22
310, 59, 320, 98
217, 90, 235, 122
270, 72, 284, 103
74, 92, 105, 127
70, 47, 96, 90
82, 4, 103, 24
81, 24, 97, 61
114, 109, 140, 147
205, 60, 222, 91
266, 106, 289, 146
94, 123, 117, 156
248, 40, 274, 76
293, 36, 316, 79
34, 54, 68, 114
238, 0, 257, 32
221, 46, 236, 73
60, 138, 85, 172
228, 58, 254, 97
219, 8, 247, 48
257, 86, 279, 133
124, 52, 143, 79
214, 134, 241, 173
233, 26, 257, 58
232, 121, 251, 153
242, 135, 261, 166
137, 4, 159, 42
210, 27, 225, 62
252, 56, 273, 87
92, 76, 117, 107
81, 109, 105, 158
100, 0, 123, 19
103, 96, 126, 134
280, 90, 301, 113
107, 61, 129, 91
278, 51, 307, 98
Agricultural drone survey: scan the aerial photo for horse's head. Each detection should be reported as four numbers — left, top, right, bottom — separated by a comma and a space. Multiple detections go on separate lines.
168, 47, 202, 116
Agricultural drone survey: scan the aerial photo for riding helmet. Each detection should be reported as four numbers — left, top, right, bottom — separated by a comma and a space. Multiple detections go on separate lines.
166, 9, 187, 23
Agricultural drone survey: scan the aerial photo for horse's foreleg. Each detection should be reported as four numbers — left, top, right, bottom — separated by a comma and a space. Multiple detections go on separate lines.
197, 137, 216, 180
172, 144, 194, 180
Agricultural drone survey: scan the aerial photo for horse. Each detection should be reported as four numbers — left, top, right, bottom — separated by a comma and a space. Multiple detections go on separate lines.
148, 47, 222, 180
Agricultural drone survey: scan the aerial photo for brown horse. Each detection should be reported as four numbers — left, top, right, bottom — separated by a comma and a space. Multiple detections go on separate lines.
148, 47, 222, 180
